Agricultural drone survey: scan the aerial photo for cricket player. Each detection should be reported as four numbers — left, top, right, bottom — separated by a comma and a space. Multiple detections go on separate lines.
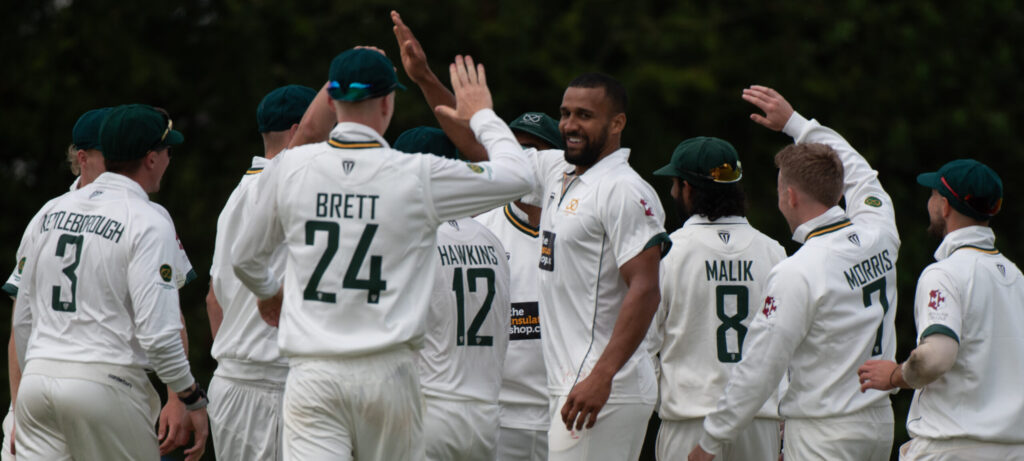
231, 49, 536, 460
11, 104, 209, 460
858, 159, 1024, 459
647, 136, 786, 461
475, 112, 563, 461
206, 84, 316, 460
3, 106, 200, 459
689, 86, 899, 461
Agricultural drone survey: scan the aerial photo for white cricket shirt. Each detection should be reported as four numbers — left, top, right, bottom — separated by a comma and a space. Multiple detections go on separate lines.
418, 217, 510, 402
231, 109, 536, 358
524, 148, 669, 404
11, 172, 194, 392
476, 203, 549, 430
906, 225, 1024, 443
648, 215, 786, 420
5, 177, 195, 370
701, 113, 900, 454
209, 156, 289, 383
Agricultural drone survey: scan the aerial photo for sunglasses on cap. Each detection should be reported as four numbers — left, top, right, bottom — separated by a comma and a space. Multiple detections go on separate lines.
940, 176, 1002, 216
685, 162, 743, 184
155, 107, 173, 146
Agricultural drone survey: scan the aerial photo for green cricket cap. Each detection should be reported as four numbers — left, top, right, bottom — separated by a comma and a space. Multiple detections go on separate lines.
327, 48, 406, 102
654, 136, 742, 186
72, 107, 111, 151
917, 159, 1003, 220
100, 104, 184, 161
393, 126, 459, 160
257, 84, 316, 133
509, 112, 565, 150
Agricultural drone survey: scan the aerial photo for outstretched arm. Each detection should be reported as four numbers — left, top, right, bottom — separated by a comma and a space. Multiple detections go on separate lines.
391, 11, 487, 161
743, 85, 897, 235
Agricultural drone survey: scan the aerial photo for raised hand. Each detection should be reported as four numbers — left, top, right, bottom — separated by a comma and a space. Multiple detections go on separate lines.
434, 55, 493, 124
391, 11, 433, 84
742, 85, 794, 131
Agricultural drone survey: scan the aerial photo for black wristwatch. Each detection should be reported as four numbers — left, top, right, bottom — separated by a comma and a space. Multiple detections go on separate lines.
180, 384, 209, 411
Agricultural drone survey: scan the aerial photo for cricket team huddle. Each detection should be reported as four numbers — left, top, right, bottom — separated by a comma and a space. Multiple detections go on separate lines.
4, 11, 1023, 461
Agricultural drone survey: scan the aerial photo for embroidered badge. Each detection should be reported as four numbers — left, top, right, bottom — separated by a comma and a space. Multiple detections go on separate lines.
927, 289, 946, 310
159, 264, 173, 283
864, 196, 883, 207
762, 296, 778, 318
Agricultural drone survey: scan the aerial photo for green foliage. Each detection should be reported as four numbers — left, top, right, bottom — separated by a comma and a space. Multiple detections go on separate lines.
2, 1, 1022, 459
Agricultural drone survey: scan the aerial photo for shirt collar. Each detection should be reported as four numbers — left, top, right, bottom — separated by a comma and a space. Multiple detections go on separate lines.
329, 122, 389, 149
91, 172, 150, 201
791, 206, 848, 244
574, 148, 631, 184
69, 176, 80, 192
683, 215, 749, 227
934, 225, 997, 260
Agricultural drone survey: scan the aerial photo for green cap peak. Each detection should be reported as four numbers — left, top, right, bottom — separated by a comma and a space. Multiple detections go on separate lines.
393, 126, 458, 160
327, 48, 406, 102
72, 107, 111, 151
100, 104, 184, 161
654, 136, 742, 186
257, 85, 316, 133
917, 159, 1002, 220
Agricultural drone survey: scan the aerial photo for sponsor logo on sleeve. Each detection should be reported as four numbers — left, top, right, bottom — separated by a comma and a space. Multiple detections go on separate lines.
18, 257, 25, 274
640, 198, 654, 217
761, 296, 778, 318
864, 196, 883, 207
509, 302, 541, 340
927, 289, 945, 310
159, 264, 173, 283
468, 164, 485, 174
539, 231, 555, 271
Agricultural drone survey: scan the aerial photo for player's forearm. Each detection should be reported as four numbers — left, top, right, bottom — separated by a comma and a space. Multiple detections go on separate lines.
418, 75, 487, 161
206, 282, 224, 338
589, 278, 660, 382
289, 81, 334, 148
8, 331, 20, 406
901, 334, 958, 388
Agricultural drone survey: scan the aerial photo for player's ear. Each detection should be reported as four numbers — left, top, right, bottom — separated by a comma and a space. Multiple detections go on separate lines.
609, 112, 626, 135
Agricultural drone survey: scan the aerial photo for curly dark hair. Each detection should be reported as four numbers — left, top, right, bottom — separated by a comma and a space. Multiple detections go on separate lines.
683, 180, 747, 221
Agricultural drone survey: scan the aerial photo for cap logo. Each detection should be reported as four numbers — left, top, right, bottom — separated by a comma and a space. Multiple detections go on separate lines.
864, 196, 882, 207
522, 113, 542, 124
159, 264, 173, 283
718, 231, 730, 244
343, 160, 355, 175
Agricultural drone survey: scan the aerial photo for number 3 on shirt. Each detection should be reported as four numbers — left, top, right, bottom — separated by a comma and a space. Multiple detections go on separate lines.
51, 234, 83, 312
303, 221, 387, 304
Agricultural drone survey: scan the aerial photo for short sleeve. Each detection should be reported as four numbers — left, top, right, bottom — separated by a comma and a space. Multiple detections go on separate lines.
600, 178, 670, 268
913, 267, 962, 343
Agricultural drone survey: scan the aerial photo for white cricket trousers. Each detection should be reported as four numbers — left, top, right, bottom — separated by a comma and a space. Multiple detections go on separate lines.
423, 396, 499, 461
547, 395, 654, 461
282, 347, 424, 461
899, 437, 1024, 460
14, 359, 160, 460
2, 405, 13, 461
496, 426, 547, 461
784, 405, 893, 461
656, 418, 780, 461
209, 374, 285, 461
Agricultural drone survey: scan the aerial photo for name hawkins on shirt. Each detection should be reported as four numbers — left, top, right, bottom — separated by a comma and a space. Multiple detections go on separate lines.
437, 245, 500, 266
843, 249, 894, 290
40, 210, 125, 243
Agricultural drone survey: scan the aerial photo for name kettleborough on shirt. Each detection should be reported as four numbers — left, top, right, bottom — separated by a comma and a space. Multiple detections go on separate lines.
315, 192, 380, 220
39, 210, 125, 243
705, 260, 755, 282
843, 249, 895, 290
437, 244, 501, 267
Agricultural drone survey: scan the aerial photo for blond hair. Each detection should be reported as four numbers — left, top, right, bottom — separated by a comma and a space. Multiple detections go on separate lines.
775, 143, 844, 207
66, 144, 81, 176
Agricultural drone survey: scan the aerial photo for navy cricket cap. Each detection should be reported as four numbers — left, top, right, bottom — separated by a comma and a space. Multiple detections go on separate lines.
327, 48, 406, 102
393, 126, 459, 160
257, 85, 317, 133
654, 136, 742, 187
100, 104, 184, 161
509, 112, 565, 150
917, 159, 1003, 221
72, 107, 112, 150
